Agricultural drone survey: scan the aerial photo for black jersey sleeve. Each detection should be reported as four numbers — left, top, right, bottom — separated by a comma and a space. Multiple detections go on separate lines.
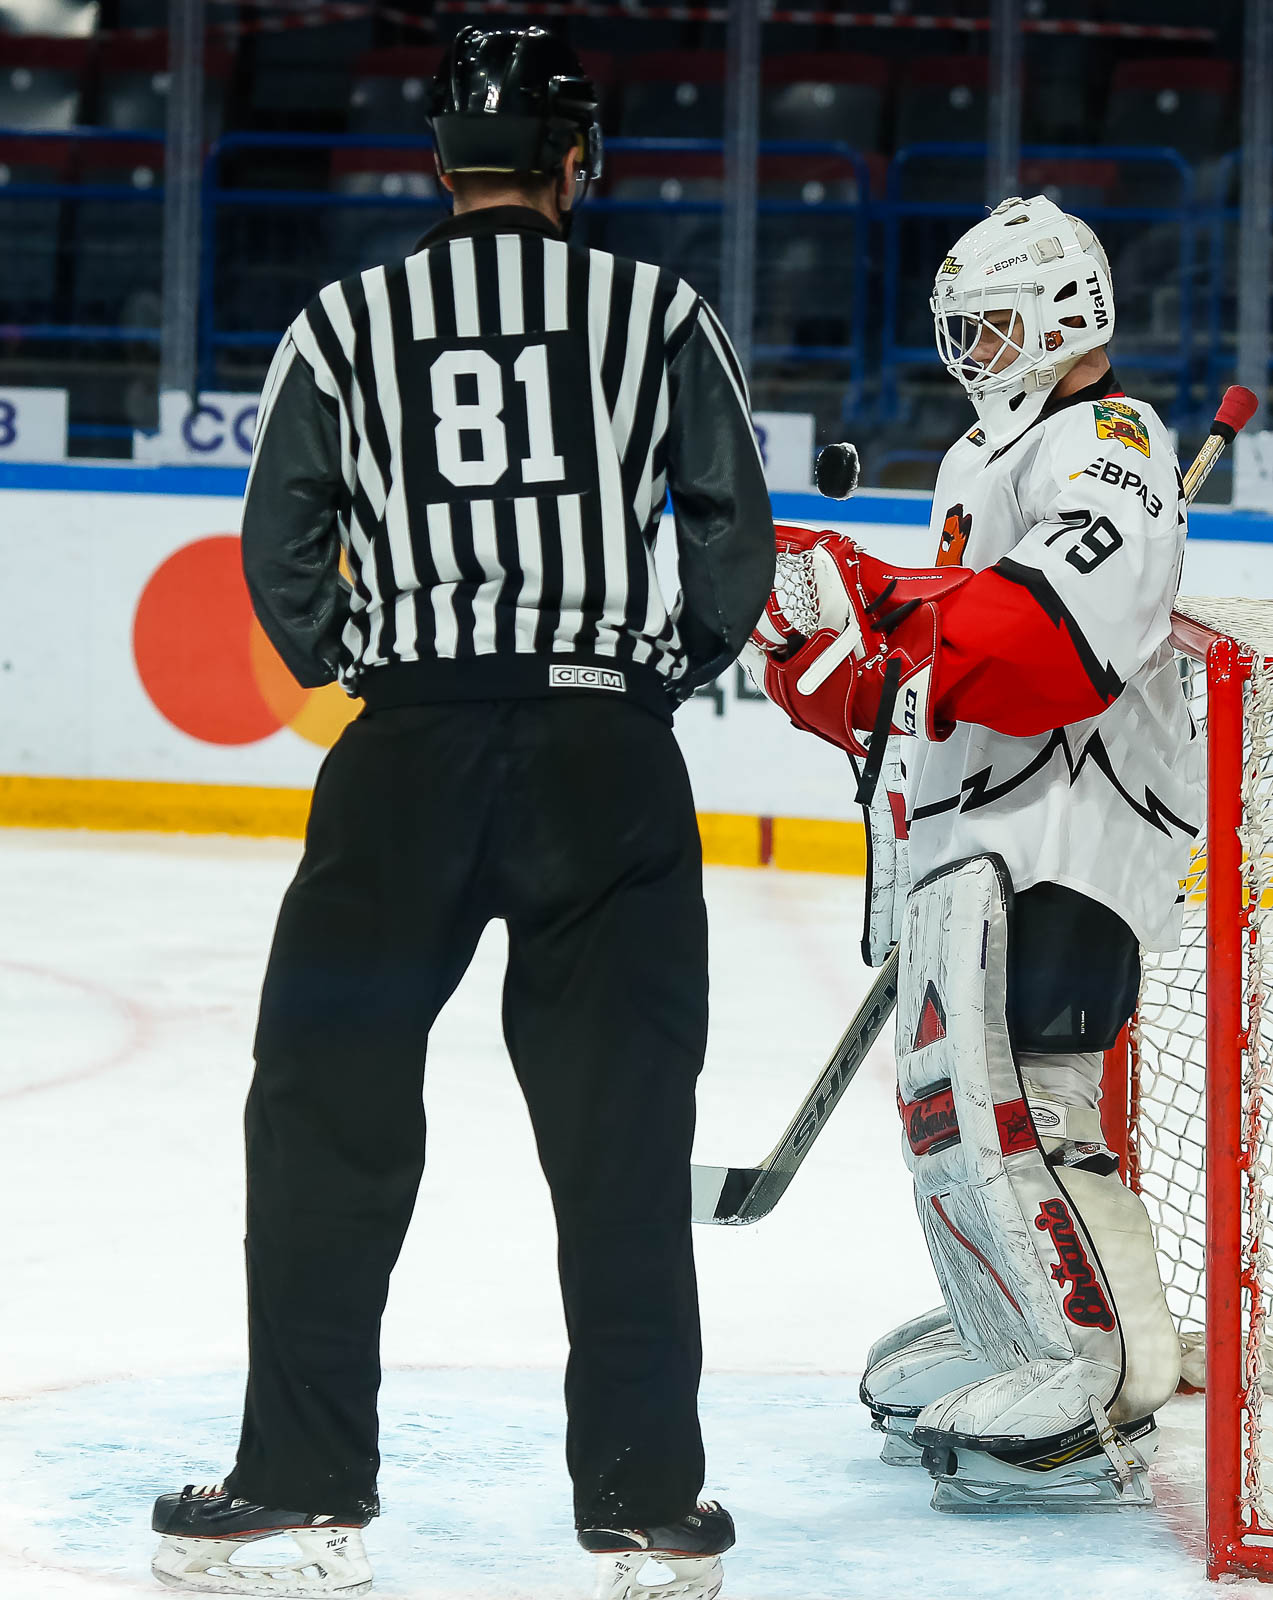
663, 301, 776, 695
240, 333, 349, 689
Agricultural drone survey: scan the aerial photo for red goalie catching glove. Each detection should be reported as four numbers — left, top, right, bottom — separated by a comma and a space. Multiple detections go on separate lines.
744, 521, 1125, 769
745, 524, 973, 759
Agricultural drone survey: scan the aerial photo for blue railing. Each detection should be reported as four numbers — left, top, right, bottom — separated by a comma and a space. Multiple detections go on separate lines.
0, 124, 1260, 430
197, 131, 872, 394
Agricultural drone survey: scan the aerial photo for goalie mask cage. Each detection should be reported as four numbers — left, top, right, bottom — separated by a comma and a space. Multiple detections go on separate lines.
1102, 599, 1273, 1581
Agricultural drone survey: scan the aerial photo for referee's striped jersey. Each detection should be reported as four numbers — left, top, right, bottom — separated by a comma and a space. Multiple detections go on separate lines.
241, 205, 776, 723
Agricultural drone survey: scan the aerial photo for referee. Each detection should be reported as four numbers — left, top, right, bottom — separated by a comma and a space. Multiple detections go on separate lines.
151, 24, 775, 1600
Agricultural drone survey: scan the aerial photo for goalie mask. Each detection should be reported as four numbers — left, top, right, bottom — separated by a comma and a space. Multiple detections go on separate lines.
932, 195, 1114, 447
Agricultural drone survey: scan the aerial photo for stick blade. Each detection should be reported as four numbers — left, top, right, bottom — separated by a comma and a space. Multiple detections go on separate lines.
691, 1163, 791, 1224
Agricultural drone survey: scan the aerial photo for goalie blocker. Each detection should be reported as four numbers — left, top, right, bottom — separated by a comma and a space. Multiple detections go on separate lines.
872, 854, 1180, 1512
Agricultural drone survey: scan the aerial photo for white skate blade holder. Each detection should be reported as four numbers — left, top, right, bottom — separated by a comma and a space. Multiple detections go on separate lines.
879, 1427, 927, 1468
594, 1551, 724, 1600
153, 1524, 372, 1596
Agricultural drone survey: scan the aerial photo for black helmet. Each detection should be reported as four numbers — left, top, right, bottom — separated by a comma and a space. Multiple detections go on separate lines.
428, 26, 603, 191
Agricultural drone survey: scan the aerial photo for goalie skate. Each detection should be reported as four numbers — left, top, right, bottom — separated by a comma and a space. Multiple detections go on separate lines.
151, 1483, 375, 1596
579, 1502, 733, 1600
916, 1390, 1157, 1515
860, 1307, 1002, 1467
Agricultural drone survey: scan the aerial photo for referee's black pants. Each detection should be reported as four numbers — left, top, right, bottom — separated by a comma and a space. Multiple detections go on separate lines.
223, 696, 709, 1530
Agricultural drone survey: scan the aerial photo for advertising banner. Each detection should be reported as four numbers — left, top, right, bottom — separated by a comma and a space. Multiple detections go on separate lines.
0, 388, 68, 463
2, 471, 1272, 826
133, 391, 261, 467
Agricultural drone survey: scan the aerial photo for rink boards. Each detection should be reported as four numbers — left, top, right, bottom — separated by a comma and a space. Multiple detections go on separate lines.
1, 462, 1271, 862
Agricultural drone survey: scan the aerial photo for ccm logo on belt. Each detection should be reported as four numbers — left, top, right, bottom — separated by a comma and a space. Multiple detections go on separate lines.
549, 664, 626, 692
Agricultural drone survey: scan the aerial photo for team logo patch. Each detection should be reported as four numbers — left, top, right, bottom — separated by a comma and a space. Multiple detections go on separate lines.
1035, 1198, 1116, 1330
939, 255, 961, 277
548, 664, 625, 692
995, 1097, 1035, 1156
1093, 399, 1150, 459
898, 1082, 960, 1157
937, 503, 972, 567
1045, 329, 1064, 352
912, 981, 948, 1052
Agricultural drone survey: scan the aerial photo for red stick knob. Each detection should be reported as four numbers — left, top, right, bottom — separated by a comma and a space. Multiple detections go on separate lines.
1215, 386, 1260, 437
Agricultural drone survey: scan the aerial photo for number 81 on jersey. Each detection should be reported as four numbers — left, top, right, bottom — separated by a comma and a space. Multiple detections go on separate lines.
415, 335, 595, 499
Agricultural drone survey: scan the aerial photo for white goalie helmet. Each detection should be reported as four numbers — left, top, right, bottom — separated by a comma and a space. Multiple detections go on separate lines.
931, 194, 1114, 446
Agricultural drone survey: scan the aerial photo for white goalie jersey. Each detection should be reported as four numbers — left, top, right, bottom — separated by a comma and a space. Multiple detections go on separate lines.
904, 385, 1202, 951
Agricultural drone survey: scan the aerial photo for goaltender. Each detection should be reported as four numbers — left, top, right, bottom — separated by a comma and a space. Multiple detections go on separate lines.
748, 196, 1199, 1511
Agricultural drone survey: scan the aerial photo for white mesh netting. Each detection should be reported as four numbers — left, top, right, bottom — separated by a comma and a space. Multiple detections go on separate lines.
773, 549, 820, 640
1131, 597, 1273, 1530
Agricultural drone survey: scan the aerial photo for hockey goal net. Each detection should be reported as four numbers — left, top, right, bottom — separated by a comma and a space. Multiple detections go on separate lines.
1103, 598, 1273, 1581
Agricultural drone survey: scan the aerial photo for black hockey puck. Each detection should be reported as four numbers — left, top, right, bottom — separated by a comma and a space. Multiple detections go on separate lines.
814, 441, 861, 500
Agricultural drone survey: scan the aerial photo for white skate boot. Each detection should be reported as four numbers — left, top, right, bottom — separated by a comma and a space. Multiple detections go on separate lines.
151, 1482, 375, 1595
578, 1501, 734, 1600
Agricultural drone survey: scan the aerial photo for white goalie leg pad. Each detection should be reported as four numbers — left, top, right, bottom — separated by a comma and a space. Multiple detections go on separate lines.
863, 1304, 951, 1377
860, 1308, 1004, 1467
1018, 1050, 1180, 1427
895, 857, 1133, 1443
860, 733, 912, 967
152, 1526, 372, 1595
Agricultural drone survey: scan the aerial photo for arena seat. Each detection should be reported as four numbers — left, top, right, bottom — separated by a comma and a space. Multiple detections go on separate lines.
1017, 1, 1110, 147
757, 152, 864, 353
1019, 156, 1119, 212
1102, 58, 1236, 165
618, 52, 725, 141
348, 49, 442, 137
97, 37, 231, 138
894, 55, 989, 151
0, 136, 71, 325
249, 18, 375, 120
0, 0, 96, 35
761, 54, 887, 154
324, 148, 442, 281
599, 151, 723, 305
68, 139, 164, 330
0, 36, 86, 131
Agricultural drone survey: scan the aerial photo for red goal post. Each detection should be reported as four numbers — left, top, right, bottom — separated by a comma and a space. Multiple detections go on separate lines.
1102, 599, 1273, 1581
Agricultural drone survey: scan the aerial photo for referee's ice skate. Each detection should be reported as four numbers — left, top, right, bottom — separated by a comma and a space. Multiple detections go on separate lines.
578, 1502, 734, 1600
151, 1483, 377, 1596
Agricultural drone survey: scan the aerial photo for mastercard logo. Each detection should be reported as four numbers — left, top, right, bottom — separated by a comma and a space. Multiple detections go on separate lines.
132, 535, 360, 748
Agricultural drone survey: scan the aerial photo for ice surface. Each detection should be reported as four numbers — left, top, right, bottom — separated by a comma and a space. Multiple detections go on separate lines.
0, 831, 1260, 1597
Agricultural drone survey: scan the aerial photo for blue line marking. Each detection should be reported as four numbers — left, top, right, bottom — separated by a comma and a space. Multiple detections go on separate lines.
0, 461, 249, 496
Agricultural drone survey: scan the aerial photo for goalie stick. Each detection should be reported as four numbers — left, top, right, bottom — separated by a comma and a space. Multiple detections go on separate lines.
692, 385, 1259, 1227
692, 947, 898, 1223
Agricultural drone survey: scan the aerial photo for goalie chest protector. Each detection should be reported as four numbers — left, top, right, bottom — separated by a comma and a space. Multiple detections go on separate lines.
907, 393, 1201, 953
